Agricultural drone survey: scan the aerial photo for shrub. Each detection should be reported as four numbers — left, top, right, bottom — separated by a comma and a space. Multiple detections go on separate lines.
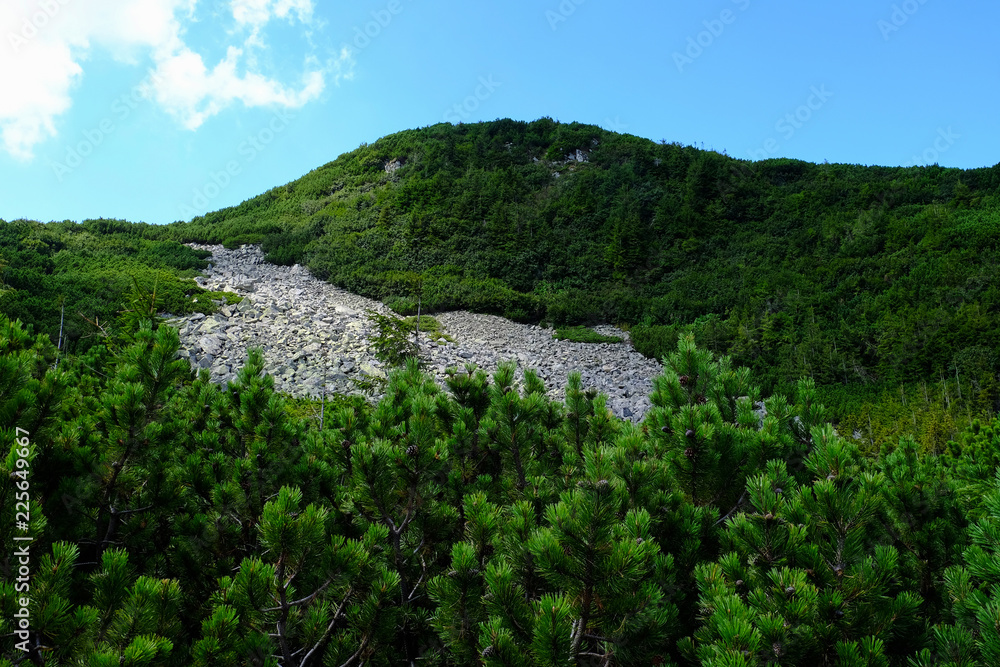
384, 295, 419, 316
404, 315, 453, 343
629, 324, 681, 361
365, 309, 418, 367
552, 326, 623, 344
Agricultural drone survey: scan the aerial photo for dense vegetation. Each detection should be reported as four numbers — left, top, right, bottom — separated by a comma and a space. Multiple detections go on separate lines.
154, 119, 1000, 393
3, 117, 1000, 663
5, 313, 1000, 665
0, 219, 228, 354
3, 118, 999, 447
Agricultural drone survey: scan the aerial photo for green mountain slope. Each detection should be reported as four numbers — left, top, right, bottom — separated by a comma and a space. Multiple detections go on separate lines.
8, 122, 1000, 665
158, 118, 1000, 390
0, 219, 224, 352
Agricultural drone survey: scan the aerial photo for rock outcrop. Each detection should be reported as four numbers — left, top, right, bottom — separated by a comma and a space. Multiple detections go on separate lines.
166, 245, 664, 421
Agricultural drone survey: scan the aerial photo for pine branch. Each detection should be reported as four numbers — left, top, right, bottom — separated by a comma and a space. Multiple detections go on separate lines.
336, 640, 369, 667
570, 618, 584, 656
262, 579, 333, 613
715, 490, 748, 527
301, 586, 353, 667
406, 552, 428, 604
274, 557, 295, 666
362, 463, 398, 533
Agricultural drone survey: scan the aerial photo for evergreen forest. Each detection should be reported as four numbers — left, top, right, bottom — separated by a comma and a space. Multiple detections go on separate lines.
3, 118, 1000, 665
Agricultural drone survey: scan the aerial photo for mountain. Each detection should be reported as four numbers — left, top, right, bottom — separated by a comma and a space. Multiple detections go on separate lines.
157, 118, 1000, 391
6, 119, 1000, 665
3, 118, 1000, 445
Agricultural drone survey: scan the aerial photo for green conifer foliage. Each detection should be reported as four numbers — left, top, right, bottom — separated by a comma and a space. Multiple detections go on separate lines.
0, 318, 65, 441
647, 336, 757, 511
490, 499, 542, 618
876, 436, 966, 617
222, 347, 308, 553
1, 321, 61, 590
645, 335, 825, 516
1, 543, 181, 665
796, 428, 923, 660
682, 429, 924, 665
563, 371, 597, 461
88, 548, 183, 664
944, 417, 1000, 519
6, 311, 1000, 665
349, 358, 459, 662
365, 309, 418, 368
486, 447, 679, 665
427, 493, 502, 663
6, 542, 98, 662
916, 472, 1000, 666
88, 323, 190, 565
192, 486, 400, 666
442, 363, 493, 492
479, 361, 554, 504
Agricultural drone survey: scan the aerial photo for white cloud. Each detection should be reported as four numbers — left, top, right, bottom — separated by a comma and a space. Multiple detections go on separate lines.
230, 0, 313, 53
231, 0, 313, 27
149, 45, 325, 129
0, 33, 81, 159
0, 0, 332, 160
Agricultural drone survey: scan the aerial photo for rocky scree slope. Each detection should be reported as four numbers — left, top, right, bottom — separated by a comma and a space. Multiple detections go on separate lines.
166, 245, 663, 421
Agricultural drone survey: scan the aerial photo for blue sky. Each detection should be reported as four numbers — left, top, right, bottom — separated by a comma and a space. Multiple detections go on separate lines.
1, 0, 997, 225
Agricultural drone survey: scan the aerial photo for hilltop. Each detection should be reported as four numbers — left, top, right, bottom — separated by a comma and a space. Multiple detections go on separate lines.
3, 118, 999, 448
156, 119, 1000, 391
6, 120, 1000, 665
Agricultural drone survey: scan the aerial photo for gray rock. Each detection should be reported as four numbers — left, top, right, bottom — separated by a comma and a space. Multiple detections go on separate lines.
173, 243, 662, 421
200, 317, 227, 334
198, 335, 223, 355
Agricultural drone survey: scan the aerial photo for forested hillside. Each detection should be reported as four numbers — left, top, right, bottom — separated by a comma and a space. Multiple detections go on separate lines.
0, 219, 228, 353
5, 312, 1000, 665
3, 117, 1000, 664
154, 119, 1000, 393
3, 119, 1000, 448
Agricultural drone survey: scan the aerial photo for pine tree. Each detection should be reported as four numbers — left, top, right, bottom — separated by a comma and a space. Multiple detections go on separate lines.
221, 347, 307, 554
192, 486, 400, 666
482, 446, 678, 665
609, 420, 719, 643
563, 371, 597, 461
87, 547, 183, 665
681, 427, 924, 665
479, 361, 544, 496
876, 436, 966, 618
914, 470, 1000, 666
443, 362, 493, 491
0, 317, 65, 439
350, 358, 458, 662
645, 335, 790, 513
944, 416, 1000, 520
1, 542, 181, 665
1, 318, 75, 661
85, 322, 190, 567
365, 308, 419, 368
427, 492, 502, 663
